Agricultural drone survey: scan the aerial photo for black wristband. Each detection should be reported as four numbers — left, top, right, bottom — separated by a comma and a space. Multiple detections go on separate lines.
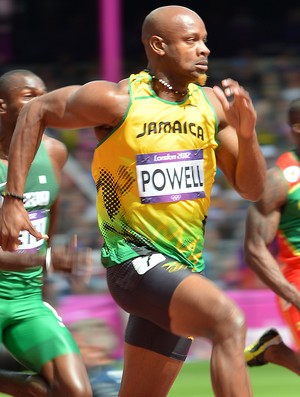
1, 191, 25, 202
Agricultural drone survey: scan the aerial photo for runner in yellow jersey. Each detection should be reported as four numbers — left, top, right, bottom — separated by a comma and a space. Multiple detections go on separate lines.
0, 6, 266, 397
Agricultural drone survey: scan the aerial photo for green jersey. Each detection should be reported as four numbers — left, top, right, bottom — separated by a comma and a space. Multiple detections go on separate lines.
0, 142, 59, 298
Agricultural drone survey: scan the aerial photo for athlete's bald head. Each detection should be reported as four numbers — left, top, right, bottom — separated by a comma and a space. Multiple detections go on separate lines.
0, 70, 36, 96
0, 69, 46, 101
142, 5, 202, 42
141, 5, 208, 86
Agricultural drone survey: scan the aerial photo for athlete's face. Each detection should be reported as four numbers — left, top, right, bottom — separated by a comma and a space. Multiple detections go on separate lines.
5, 75, 47, 123
161, 13, 210, 85
290, 109, 300, 147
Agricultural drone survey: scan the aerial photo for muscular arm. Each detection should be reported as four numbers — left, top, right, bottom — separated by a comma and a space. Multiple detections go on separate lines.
0, 249, 46, 270
210, 79, 266, 201
244, 168, 300, 311
42, 136, 68, 244
0, 244, 92, 279
7, 81, 126, 195
0, 80, 129, 251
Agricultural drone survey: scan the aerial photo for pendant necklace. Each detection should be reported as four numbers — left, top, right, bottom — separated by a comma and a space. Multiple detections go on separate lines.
145, 69, 189, 97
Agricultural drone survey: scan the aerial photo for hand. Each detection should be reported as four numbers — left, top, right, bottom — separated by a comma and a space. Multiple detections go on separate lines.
212, 78, 257, 139
51, 234, 93, 286
0, 199, 48, 251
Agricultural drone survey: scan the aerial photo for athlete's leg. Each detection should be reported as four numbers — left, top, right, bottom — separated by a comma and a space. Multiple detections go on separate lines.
276, 268, 300, 348
250, 268, 300, 375
2, 299, 92, 397
0, 346, 47, 396
261, 340, 300, 375
39, 352, 92, 397
0, 353, 92, 397
107, 255, 252, 397
277, 297, 300, 347
169, 274, 252, 397
245, 328, 300, 375
119, 315, 192, 397
120, 343, 184, 397
0, 370, 47, 397
0, 346, 25, 370
107, 256, 194, 397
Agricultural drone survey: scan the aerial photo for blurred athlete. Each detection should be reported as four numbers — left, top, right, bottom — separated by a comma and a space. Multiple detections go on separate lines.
0, 7, 266, 397
0, 234, 91, 276
0, 69, 92, 397
244, 97, 300, 375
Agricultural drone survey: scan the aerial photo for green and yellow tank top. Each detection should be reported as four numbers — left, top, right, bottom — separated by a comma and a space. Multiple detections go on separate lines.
0, 141, 59, 298
276, 150, 300, 269
92, 70, 218, 272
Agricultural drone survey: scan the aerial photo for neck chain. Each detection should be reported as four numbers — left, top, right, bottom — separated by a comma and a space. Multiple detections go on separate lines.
145, 69, 189, 97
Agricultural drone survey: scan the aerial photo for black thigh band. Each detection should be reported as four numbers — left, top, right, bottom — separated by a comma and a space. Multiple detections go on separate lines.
106, 253, 197, 361
125, 314, 193, 361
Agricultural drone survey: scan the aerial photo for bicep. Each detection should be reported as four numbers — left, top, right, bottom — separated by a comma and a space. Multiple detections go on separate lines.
256, 168, 287, 214
215, 126, 238, 186
206, 88, 237, 183
245, 168, 286, 247
245, 204, 280, 248
42, 82, 127, 130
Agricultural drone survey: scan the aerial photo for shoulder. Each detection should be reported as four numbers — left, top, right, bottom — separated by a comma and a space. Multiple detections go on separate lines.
202, 86, 215, 102
202, 86, 225, 125
266, 166, 285, 185
69, 79, 130, 125
76, 78, 129, 99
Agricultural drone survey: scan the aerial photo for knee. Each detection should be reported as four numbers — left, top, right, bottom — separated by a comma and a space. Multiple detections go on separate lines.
71, 383, 93, 397
214, 297, 247, 342
27, 375, 93, 397
57, 381, 93, 397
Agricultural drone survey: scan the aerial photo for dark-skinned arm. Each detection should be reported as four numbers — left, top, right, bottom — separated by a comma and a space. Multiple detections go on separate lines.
0, 242, 92, 280
212, 79, 266, 201
0, 81, 128, 251
1, 86, 82, 251
244, 168, 300, 311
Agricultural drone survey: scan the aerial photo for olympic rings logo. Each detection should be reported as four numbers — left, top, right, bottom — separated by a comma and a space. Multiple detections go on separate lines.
171, 195, 182, 201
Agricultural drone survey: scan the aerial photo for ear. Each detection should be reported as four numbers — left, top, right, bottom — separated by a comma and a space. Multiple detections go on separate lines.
149, 35, 165, 56
0, 99, 7, 114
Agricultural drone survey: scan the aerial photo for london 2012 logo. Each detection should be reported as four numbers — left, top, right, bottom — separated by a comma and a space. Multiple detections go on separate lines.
136, 149, 205, 204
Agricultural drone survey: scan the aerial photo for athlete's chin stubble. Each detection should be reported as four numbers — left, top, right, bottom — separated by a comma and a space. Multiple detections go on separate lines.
197, 74, 207, 86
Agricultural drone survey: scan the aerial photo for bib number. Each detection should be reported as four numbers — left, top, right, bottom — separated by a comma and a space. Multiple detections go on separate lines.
136, 149, 205, 204
18, 210, 48, 252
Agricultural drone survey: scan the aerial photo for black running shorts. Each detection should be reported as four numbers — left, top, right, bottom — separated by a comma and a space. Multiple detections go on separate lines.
106, 253, 196, 361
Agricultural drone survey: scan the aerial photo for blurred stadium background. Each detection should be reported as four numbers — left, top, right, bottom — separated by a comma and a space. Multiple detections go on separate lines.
1, 0, 300, 395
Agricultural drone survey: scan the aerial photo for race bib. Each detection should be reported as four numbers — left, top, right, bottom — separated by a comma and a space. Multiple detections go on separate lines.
17, 209, 48, 252
24, 191, 50, 208
136, 149, 205, 204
